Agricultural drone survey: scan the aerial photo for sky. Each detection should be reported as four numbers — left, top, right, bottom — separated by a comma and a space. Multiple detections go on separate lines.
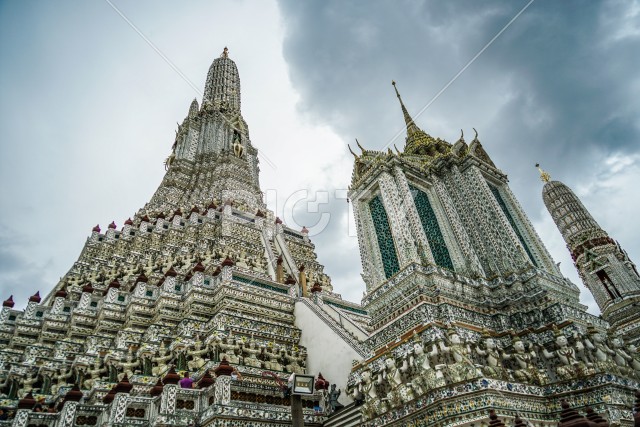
1, 0, 639, 314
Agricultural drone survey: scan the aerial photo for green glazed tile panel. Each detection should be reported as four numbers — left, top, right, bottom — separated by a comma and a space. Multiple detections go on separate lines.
369, 195, 400, 279
410, 185, 454, 271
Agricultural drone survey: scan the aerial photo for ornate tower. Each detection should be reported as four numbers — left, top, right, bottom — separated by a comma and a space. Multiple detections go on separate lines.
147, 46, 262, 214
540, 167, 640, 339
349, 81, 580, 347
0, 48, 367, 426
345, 83, 638, 426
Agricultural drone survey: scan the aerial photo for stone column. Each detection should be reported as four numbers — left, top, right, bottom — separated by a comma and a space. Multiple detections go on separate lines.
58, 401, 79, 427
213, 376, 231, 405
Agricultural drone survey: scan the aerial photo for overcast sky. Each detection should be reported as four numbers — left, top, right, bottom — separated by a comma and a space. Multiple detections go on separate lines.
1, 1, 639, 314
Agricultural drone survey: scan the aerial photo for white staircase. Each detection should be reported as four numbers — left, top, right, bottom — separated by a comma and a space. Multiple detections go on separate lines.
323, 403, 363, 427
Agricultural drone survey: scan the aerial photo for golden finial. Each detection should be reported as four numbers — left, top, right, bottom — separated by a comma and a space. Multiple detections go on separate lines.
221, 47, 229, 58
535, 163, 551, 183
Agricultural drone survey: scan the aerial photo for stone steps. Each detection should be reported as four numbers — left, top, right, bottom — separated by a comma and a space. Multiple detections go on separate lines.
323, 402, 362, 427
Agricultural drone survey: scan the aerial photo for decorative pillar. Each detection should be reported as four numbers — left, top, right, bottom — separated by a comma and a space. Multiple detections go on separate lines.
90, 224, 101, 242
24, 292, 41, 319
105, 221, 117, 240
189, 207, 200, 224
159, 384, 178, 416
213, 376, 231, 405
105, 280, 121, 304
1, 295, 15, 323
172, 209, 183, 226
139, 215, 150, 232
122, 217, 134, 236
78, 284, 94, 309
206, 202, 217, 219
58, 385, 83, 427
255, 210, 265, 228
51, 288, 68, 314
162, 268, 178, 293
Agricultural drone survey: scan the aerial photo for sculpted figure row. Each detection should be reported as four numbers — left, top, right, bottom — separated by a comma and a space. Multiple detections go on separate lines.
0, 335, 307, 399
350, 325, 640, 420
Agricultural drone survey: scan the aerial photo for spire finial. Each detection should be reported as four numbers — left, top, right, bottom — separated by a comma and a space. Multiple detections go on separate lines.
221, 47, 229, 58
391, 80, 420, 138
535, 163, 551, 183
347, 144, 358, 158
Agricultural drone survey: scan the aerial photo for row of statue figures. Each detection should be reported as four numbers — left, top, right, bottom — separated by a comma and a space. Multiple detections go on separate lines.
63, 242, 332, 292
65, 246, 269, 288
0, 335, 306, 400
350, 325, 640, 419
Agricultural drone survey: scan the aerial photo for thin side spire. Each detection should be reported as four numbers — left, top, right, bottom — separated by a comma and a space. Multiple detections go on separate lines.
392, 80, 421, 137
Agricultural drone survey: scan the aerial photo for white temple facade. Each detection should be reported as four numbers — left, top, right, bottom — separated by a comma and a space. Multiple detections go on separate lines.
0, 49, 638, 427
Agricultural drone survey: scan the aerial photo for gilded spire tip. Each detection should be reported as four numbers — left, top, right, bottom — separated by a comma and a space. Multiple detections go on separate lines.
221, 47, 229, 58
535, 163, 551, 183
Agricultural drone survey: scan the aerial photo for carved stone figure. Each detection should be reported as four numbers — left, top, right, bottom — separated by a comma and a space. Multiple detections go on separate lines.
243, 339, 262, 368
51, 366, 73, 395
583, 326, 616, 374
263, 345, 281, 371
357, 369, 384, 420
83, 359, 106, 390
21, 370, 38, 395
438, 328, 479, 383
542, 328, 586, 380
152, 342, 172, 376
502, 336, 545, 385
475, 330, 508, 380
118, 351, 140, 380
218, 336, 240, 365
409, 340, 443, 396
328, 384, 342, 413
187, 340, 208, 371
232, 131, 244, 158
609, 336, 632, 376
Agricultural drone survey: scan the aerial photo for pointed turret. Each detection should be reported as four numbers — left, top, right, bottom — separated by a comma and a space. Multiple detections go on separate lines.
391, 81, 449, 156
392, 80, 422, 138
541, 165, 640, 337
188, 98, 199, 118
